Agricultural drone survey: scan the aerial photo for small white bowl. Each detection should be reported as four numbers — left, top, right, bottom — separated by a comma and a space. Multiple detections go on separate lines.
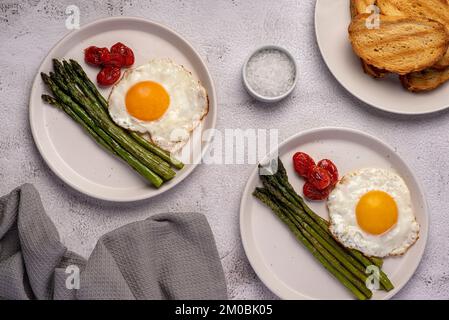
242, 45, 297, 103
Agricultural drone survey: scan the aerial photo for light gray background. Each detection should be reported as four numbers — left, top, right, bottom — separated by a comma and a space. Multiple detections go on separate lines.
1, 0, 448, 299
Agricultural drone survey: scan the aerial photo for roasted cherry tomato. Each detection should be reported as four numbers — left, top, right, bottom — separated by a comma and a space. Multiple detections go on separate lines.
111, 42, 135, 67
293, 152, 315, 178
97, 66, 121, 86
85, 46, 110, 66
102, 53, 124, 68
317, 159, 339, 186
307, 165, 331, 190
303, 182, 330, 201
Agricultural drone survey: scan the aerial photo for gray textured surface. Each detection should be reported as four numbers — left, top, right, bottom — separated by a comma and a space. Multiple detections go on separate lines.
0, 0, 448, 299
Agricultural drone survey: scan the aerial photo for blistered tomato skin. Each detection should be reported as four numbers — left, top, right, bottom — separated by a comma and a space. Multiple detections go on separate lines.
318, 159, 339, 186
84, 43, 134, 87
307, 165, 331, 190
111, 42, 135, 67
85, 46, 110, 66
97, 66, 121, 86
303, 182, 330, 201
293, 152, 316, 178
102, 53, 125, 68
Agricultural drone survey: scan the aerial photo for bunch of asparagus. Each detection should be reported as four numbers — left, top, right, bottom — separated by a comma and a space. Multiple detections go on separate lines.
41, 59, 184, 188
253, 159, 394, 300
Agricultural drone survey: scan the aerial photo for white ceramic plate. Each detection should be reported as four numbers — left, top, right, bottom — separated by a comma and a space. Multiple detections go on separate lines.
240, 127, 428, 300
315, 0, 449, 115
30, 17, 217, 202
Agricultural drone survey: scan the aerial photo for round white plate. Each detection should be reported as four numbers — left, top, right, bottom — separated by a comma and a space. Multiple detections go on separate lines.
315, 0, 449, 115
30, 17, 217, 202
240, 127, 428, 300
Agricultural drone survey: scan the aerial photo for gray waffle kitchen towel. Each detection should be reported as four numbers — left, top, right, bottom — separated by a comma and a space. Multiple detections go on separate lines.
0, 184, 228, 300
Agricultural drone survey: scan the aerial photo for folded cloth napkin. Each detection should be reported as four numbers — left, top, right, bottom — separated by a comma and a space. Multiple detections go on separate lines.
0, 184, 227, 300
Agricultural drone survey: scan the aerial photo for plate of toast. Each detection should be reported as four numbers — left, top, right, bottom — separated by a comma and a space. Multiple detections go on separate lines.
315, 0, 449, 115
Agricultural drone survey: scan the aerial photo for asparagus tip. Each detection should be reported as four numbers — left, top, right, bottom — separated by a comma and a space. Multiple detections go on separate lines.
40, 72, 50, 83
41, 94, 51, 102
69, 59, 83, 72
52, 59, 65, 72
41, 94, 60, 109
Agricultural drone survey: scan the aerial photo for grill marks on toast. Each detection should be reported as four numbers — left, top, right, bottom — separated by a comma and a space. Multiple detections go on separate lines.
378, 0, 449, 68
350, 0, 387, 78
378, 0, 449, 20
349, 0, 449, 91
378, 0, 449, 27
350, 0, 377, 18
376, 0, 406, 17
349, 15, 449, 74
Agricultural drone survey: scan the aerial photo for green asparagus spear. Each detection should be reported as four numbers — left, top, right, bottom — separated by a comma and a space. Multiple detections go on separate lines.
264, 172, 394, 291
62, 60, 109, 117
129, 132, 184, 170
49, 72, 69, 93
43, 68, 175, 181
271, 160, 393, 290
67, 59, 184, 170
275, 159, 384, 268
42, 94, 163, 188
69, 59, 109, 109
260, 176, 372, 291
265, 174, 366, 269
253, 189, 368, 300
42, 94, 114, 154
281, 204, 373, 298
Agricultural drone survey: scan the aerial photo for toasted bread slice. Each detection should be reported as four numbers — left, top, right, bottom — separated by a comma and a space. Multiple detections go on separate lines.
350, 0, 388, 78
360, 59, 388, 78
349, 14, 449, 74
350, 0, 377, 18
377, 0, 449, 69
400, 67, 449, 91
376, 0, 405, 16
377, 0, 449, 17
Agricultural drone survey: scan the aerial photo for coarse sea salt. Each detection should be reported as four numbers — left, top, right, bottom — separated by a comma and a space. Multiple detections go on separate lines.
245, 49, 295, 98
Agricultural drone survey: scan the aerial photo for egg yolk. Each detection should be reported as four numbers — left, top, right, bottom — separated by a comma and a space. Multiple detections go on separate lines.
356, 190, 398, 235
125, 81, 170, 121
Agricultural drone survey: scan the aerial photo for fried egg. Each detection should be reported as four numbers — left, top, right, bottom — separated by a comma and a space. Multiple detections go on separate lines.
327, 168, 419, 257
108, 59, 209, 153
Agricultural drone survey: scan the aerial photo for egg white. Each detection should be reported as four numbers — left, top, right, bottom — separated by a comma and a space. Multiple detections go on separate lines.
108, 59, 209, 153
327, 168, 419, 257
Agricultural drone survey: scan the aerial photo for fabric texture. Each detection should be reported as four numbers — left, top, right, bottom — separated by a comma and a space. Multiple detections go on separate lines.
0, 184, 227, 300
